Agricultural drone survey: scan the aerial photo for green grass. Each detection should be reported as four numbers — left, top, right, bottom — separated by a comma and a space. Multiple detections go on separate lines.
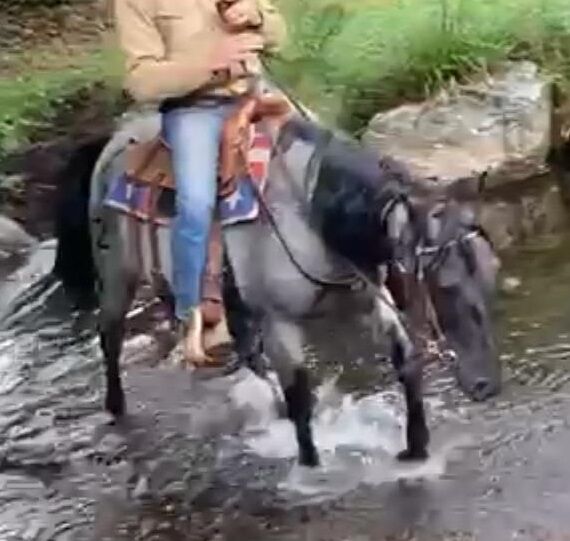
269, 0, 570, 132
0, 46, 122, 156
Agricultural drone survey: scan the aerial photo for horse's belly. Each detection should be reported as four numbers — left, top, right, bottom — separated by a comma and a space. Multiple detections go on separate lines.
223, 217, 318, 317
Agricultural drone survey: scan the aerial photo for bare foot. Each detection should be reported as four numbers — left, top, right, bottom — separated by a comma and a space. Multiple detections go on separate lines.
182, 307, 208, 367
182, 308, 230, 368
203, 314, 233, 361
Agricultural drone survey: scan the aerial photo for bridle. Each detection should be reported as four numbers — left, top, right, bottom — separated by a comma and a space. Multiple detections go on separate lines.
412, 223, 494, 361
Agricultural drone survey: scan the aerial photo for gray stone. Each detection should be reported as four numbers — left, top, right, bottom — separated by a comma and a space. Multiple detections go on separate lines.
363, 61, 551, 190
478, 181, 568, 250
0, 214, 36, 259
501, 276, 523, 295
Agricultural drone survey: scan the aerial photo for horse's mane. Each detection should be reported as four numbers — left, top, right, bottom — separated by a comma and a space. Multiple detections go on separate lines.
284, 116, 413, 269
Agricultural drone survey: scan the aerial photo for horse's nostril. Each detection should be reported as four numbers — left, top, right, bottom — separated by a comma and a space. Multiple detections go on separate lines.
472, 378, 492, 401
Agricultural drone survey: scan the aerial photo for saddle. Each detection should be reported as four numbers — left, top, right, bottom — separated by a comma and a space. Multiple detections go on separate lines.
124, 94, 292, 325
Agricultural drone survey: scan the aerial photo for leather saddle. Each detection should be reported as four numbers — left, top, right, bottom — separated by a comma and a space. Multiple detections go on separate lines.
123, 94, 291, 325
124, 94, 291, 196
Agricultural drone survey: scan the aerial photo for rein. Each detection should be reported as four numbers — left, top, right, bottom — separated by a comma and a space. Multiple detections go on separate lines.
254, 120, 361, 291
243, 120, 418, 333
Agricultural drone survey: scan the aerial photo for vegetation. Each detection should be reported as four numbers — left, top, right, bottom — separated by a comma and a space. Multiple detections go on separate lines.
2, 0, 570, 156
270, 0, 570, 131
0, 47, 122, 157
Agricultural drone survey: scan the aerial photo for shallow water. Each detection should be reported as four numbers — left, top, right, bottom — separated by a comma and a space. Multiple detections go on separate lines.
2, 234, 570, 540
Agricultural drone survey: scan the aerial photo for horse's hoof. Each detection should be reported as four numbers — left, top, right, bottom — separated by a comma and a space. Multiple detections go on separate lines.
105, 393, 125, 418
396, 447, 429, 462
299, 445, 320, 468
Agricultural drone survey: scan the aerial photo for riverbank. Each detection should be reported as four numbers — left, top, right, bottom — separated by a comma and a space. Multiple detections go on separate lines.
0, 0, 122, 157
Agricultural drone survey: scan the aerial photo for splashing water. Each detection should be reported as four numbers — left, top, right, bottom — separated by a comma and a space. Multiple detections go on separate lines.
224, 372, 473, 503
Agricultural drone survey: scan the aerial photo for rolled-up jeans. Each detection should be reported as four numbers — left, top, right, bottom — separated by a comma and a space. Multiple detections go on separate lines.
162, 100, 237, 321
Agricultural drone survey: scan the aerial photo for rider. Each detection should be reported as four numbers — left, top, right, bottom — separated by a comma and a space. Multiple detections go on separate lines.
114, 0, 286, 365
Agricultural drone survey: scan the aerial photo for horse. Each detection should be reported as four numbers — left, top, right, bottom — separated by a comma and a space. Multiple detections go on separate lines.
53, 97, 500, 467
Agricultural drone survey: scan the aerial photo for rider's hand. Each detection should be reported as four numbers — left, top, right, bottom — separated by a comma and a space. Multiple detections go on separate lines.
209, 32, 263, 72
219, 0, 263, 30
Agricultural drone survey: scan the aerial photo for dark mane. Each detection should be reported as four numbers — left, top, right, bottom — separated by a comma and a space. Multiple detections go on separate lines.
297, 119, 412, 269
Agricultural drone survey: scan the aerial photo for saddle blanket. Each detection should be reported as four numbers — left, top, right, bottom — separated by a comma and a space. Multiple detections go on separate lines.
104, 128, 272, 227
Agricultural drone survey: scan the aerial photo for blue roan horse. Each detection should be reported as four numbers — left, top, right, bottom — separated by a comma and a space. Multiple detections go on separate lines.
53, 97, 501, 467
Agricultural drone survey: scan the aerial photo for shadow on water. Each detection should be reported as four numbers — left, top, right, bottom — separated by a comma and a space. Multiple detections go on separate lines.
3, 234, 570, 540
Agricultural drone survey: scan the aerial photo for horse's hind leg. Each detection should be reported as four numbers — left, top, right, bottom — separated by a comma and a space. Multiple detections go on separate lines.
99, 274, 137, 417
97, 217, 138, 417
262, 317, 319, 467
100, 318, 127, 416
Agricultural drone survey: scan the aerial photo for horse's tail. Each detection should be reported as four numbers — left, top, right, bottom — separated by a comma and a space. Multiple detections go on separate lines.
53, 134, 109, 309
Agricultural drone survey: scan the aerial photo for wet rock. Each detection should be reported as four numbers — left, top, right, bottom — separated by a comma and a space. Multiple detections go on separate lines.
479, 182, 568, 250
501, 276, 522, 295
131, 475, 151, 500
0, 214, 36, 259
364, 61, 551, 190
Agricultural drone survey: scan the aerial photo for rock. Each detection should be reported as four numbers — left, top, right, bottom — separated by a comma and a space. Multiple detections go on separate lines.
363, 61, 551, 190
501, 276, 522, 294
362, 61, 570, 250
0, 214, 36, 258
477, 181, 568, 250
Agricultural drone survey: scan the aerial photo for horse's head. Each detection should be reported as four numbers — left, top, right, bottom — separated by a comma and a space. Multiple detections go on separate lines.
416, 191, 501, 401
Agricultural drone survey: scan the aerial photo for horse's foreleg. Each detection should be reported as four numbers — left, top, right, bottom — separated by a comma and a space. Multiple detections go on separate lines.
373, 285, 429, 461
222, 258, 265, 376
262, 317, 319, 467
392, 341, 429, 461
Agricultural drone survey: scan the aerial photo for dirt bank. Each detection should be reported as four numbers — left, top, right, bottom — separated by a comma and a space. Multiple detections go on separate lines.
0, 83, 126, 237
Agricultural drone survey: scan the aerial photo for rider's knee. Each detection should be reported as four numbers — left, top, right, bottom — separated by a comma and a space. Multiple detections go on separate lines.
175, 191, 214, 222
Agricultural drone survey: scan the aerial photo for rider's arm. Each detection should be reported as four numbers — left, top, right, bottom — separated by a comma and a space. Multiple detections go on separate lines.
255, 0, 287, 53
114, 0, 218, 103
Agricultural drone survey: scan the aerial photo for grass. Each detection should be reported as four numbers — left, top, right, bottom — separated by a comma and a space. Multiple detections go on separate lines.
269, 0, 570, 132
2, 0, 570, 156
0, 45, 123, 156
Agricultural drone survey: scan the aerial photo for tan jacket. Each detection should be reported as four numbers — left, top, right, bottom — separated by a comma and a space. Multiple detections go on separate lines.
114, 0, 286, 103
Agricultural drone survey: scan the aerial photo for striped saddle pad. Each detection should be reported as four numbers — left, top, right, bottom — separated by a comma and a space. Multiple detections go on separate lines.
104, 126, 272, 227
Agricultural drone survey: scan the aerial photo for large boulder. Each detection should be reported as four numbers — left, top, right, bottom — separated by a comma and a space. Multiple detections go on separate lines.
363, 61, 551, 189
362, 61, 569, 249
0, 214, 36, 259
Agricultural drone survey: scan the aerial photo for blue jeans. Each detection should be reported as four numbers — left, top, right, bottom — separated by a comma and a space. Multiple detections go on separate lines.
162, 101, 237, 321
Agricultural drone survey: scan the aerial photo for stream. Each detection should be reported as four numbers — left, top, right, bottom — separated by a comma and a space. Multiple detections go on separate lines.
1, 231, 570, 540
